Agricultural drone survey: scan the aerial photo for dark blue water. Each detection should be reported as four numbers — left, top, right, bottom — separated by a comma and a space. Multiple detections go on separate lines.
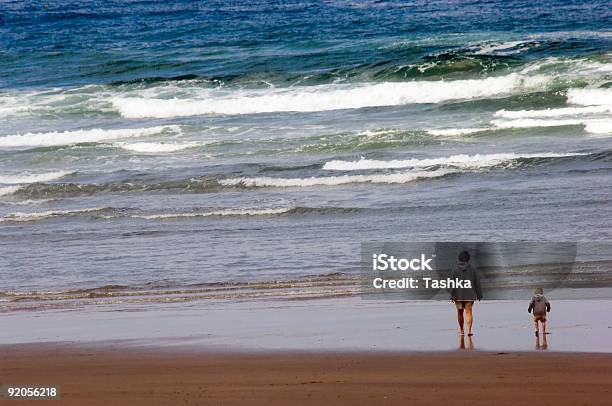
0, 1, 611, 303
2, 0, 610, 88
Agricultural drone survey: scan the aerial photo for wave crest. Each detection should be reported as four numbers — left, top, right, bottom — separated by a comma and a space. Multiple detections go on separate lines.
0, 126, 180, 148
115, 141, 200, 153
567, 88, 612, 106
0, 171, 73, 185
322, 152, 586, 171
111, 73, 548, 118
0, 207, 114, 223
220, 169, 452, 188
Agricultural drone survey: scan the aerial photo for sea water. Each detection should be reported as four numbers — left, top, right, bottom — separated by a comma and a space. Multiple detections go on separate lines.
0, 1, 611, 311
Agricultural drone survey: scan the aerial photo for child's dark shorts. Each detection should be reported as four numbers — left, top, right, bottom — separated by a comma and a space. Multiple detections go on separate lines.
533, 313, 547, 322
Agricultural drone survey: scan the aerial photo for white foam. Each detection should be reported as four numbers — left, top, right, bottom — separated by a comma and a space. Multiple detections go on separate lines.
1, 199, 55, 206
0, 126, 180, 148
323, 153, 584, 171
221, 169, 452, 188
492, 118, 612, 134
0, 207, 106, 223
0, 186, 20, 196
566, 88, 612, 106
111, 73, 549, 118
0, 170, 73, 185
584, 120, 612, 134
0, 94, 32, 117
472, 41, 527, 55
527, 30, 612, 40
134, 207, 293, 219
491, 118, 584, 129
0, 105, 28, 117
357, 129, 399, 137
495, 105, 612, 119
115, 142, 199, 153
426, 128, 490, 136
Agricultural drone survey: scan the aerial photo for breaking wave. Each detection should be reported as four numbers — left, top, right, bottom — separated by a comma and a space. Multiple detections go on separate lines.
220, 168, 453, 188
566, 88, 612, 106
133, 206, 363, 220
470, 40, 531, 56
322, 152, 586, 171
0, 170, 73, 184
426, 128, 490, 136
489, 87, 612, 134
2, 149, 606, 199
0, 186, 21, 196
494, 105, 612, 119
0, 207, 114, 223
110, 73, 549, 118
491, 118, 612, 134
115, 141, 200, 153
134, 207, 294, 219
0, 205, 366, 224
584, 120, 612, 134
0, 126, 180, 148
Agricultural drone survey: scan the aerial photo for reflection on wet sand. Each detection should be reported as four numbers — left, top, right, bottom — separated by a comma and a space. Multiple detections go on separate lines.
536, 334, 549, 350
459, 335, 475, 350
457, 331, 550, 351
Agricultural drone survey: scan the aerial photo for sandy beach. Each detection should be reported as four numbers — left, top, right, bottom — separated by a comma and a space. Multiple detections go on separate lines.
2, 1, 611, 405
2, 346, 612, 406
3, 298, 612, 404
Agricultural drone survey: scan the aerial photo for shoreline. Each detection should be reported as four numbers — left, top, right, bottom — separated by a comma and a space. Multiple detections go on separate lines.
3, 298, 612, 353
6, 339, 612, 354
2, 345, 612, 406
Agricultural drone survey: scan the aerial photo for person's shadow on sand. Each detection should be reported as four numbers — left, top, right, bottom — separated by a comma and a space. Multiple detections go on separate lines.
459, 335, 475, 350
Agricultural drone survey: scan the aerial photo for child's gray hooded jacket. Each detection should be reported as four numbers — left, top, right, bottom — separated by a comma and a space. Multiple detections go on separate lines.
528, 294, 551, 315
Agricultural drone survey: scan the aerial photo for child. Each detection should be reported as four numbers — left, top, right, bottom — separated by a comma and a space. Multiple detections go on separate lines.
528, 287, 551, 337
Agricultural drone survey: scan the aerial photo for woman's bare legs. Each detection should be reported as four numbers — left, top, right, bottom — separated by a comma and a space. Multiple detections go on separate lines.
466, 305, 473, 336
456, 308, 465, 335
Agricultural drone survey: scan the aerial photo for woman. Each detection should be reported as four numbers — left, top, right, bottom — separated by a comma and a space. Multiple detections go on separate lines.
450, 250, 483, 336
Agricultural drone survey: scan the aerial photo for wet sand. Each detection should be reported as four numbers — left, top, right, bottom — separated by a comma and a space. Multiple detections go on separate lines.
1, 345, 612, 406
3, 298, 612, 352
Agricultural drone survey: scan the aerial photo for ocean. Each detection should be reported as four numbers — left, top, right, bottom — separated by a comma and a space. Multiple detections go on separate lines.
1, 1, 611, 311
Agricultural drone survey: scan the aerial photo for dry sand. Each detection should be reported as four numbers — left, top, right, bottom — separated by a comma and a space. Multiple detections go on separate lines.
1, 344, 611, 406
